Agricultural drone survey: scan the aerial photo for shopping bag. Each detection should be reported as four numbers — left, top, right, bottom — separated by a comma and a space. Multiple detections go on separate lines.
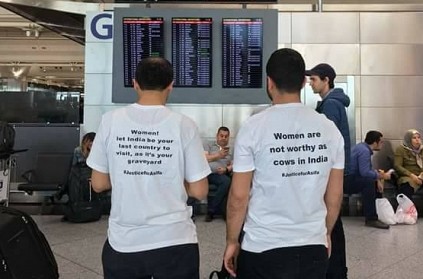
375, 198, 396, 225
395, 194, 418, 225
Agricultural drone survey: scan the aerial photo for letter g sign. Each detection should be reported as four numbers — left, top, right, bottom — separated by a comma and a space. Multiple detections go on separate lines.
90, 13, 113, 40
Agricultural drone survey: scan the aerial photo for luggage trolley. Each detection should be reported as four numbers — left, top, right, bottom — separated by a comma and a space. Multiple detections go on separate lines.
0, 157, 12, 206
0, 150, 27, 206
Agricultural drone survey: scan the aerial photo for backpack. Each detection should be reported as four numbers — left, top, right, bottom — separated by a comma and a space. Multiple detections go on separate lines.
62, 163, 103, 223
0, 122, 15, 160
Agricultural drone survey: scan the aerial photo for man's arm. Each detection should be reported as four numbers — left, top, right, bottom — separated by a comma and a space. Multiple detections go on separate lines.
324, 168, 344, 235
205, 149, 229, 163
91, 169, 112, 193
185, 177, 208, 201
224, 171, 252, 276
357, 148, 378, 180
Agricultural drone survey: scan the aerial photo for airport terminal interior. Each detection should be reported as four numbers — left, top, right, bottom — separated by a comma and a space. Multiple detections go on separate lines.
2, 0, 423, 278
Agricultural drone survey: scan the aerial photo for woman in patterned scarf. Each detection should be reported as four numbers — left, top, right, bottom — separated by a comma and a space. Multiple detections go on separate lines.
394, 129, 423, 201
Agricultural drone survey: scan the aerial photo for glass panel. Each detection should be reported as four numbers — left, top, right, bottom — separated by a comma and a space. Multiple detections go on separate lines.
0, 91, 81, 124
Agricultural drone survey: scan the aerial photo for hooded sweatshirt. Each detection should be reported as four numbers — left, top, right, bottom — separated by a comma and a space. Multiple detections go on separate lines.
316, 88, 351, 175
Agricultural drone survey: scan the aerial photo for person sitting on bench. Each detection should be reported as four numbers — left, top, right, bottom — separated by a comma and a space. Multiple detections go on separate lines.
204, 126, 233, 222
72, 132, 96, 166
346, 130, 392, 229
394, 129, 423, 203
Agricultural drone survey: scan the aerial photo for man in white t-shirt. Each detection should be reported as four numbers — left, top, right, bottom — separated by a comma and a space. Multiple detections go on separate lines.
223, 48, 345, 278
87, 57, 211, 279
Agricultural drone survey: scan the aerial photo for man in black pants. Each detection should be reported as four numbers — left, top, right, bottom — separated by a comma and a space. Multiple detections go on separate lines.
88, 57, 210, 279
306, 63, 351, 279
224, 49, 344, 279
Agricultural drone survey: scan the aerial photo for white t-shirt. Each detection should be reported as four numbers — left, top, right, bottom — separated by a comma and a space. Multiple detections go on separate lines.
87, 104, 211, 253
233, 103, 344, 253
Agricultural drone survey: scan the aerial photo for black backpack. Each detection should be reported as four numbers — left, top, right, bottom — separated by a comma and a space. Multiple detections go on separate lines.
62, 163, 103, 223
0, 122, 15, 160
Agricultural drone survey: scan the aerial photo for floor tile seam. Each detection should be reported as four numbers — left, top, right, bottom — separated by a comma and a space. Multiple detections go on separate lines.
364, 249, 423, 278
50, 235, 101, 247
54, 253, 103, 276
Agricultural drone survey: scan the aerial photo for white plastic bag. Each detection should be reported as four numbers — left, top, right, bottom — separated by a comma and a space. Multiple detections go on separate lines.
395, 194, 418, 225
376, 198, 397, 225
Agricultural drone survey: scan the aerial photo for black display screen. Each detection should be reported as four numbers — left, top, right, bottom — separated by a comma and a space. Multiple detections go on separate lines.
122, 17, 164, 87
222, 18, 263, 88
171, 18, 212, 88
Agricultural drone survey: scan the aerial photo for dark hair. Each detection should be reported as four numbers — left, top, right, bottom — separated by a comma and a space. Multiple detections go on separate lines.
364, 130, 383, 145
328, 79, 334, 89
266, 48, 305, 93
317, 74, 335, 89
217, 126, 230, 134
135, 57, 173, 91
82, 132, 96, 143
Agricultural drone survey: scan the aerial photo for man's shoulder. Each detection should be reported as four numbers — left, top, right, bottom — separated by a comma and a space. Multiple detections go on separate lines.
353, 143, 369, 153
321, 98, 345, 112
203, 140, 217, 151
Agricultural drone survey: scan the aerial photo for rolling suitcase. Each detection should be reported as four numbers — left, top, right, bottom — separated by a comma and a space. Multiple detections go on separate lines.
0, 206, 59, 279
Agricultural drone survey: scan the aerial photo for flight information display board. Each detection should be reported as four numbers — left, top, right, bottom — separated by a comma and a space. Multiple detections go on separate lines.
222, 18, 263, 88
122, 17, 164, 87
172, 17, 212, 87
112, 8, 278, 104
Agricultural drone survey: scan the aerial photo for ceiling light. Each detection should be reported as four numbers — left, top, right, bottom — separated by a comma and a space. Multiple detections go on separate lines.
11, 67, 25, 78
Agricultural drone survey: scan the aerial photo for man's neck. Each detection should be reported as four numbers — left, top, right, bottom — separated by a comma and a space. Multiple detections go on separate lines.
136, 90, 167, 106
272, 91, 301, 104
319, 88, 331, 99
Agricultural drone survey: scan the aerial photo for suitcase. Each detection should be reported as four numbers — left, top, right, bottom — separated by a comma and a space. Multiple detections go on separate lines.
0, 206, 59, 279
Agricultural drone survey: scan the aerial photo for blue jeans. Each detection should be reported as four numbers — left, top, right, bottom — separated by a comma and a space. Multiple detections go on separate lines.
237, 245, 328, 278
344, 175, 381, 220
207, 173, 231, 214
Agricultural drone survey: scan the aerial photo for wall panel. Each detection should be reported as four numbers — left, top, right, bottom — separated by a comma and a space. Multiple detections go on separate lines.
278, 13, 292, 44
360, 108, 423, 139
293, 44, 360, 75
361, 45, 423, 75
85, 43, 113, 74
361, 13, 423, 44
361, 76, 423, 107
292, 13, 359, 43
84, 73, 113, 105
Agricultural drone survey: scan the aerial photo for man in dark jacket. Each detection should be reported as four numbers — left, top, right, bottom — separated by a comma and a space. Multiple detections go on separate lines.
306, 63, 350, 279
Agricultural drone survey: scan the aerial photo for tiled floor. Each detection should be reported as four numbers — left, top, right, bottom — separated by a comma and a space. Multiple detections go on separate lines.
31, 215, 423, 279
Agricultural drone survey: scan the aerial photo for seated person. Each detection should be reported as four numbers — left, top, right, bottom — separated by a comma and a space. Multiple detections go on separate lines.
346, 130, 391, 229
394, 129, 423, 201
72, 132, 96, 166
203, 126, 232, 222
56, 132, 96, 200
